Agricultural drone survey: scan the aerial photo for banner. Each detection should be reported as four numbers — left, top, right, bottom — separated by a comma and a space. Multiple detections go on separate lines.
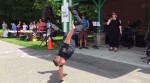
61, 3, 69, 22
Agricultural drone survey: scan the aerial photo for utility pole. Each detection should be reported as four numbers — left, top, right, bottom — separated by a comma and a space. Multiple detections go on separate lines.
61, 0, 74, 32
62, 0, 69, 32
91, 0, 106, 46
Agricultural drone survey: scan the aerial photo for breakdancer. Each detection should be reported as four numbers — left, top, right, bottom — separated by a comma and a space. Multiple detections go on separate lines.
53, 3, 83, 83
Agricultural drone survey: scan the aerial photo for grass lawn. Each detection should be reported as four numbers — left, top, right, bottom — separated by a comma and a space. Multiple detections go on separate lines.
0, 29, 3, 32
0, 37, 62, 50
0, 29, 3, 37
52, 35, 94, 40
0, 35, 93, 50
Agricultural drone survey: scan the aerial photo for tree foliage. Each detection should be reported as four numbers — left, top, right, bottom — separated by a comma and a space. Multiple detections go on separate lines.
0, 0, 97, 23
78, 4, 98, 20
0, 0, 61, 23
33, 0, 61, 17
0, 0, 41, 23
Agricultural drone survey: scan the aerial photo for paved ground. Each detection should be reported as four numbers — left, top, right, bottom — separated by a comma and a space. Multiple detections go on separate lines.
0, 40, 150, 83
75, 45, 149, 68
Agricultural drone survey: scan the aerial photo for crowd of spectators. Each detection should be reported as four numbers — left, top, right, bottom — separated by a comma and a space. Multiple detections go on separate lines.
1, 13, 123, 52
2, 19, 47, 32
1, 18, 52, 39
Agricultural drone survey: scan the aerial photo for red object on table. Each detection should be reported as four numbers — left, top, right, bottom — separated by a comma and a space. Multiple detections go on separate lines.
18, 27, 23, 35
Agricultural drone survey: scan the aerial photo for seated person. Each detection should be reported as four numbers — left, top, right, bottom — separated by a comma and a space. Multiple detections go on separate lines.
11, 23, 17, 37
29, 22, 34, 31
12, 23, 17, 31
38, 19, 45, 31
22, 22, 28, 31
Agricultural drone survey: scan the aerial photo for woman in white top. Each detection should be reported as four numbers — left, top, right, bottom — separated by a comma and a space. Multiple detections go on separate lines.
22, 22, 28, 31
2, 21, 8, 37
2, 21, 7, 30
29, 22, 34, 30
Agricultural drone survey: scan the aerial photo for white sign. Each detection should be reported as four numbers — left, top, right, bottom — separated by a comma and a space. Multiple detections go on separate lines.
92, 21, 101, 26
61, 3, 69, 22
92, 21, 96, 26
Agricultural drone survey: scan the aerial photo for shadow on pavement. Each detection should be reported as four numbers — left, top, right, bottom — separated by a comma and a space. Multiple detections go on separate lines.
19, 48, 150, 79
38, 70, 67, 83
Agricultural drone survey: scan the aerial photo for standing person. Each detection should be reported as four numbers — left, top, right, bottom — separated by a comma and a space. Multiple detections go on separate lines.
53, 3, 83, 83
107, 12, 122, 52
46, 20, 51, 29
22, 22, 28, 31
79, 15, 89, 49
46, 20, 51, 37
2, 21, 7, 31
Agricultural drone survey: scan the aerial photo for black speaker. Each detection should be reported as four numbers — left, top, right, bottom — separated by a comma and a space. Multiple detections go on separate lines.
45, 7, 52, 20
135, 35, 146, 47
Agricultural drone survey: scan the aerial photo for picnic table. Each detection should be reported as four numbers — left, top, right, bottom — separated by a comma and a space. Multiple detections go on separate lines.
19, 30, 46, 41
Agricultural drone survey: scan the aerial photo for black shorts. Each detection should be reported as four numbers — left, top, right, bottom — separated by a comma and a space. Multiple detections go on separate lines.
58, 43, 74, 60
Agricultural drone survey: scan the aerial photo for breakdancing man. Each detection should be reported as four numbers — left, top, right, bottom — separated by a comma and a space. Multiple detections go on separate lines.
53, 3, 83, 83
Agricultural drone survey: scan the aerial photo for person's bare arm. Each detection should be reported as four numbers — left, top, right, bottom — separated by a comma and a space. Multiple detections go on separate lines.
64, 24, 75, 44
119, 26, 122, 35
85, 20, 90, 30
107, 18, 112, 25
87, 20, 90, 29
119, 20, 122, 35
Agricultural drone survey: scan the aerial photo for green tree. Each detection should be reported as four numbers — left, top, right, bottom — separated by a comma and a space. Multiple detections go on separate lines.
0, 0, 41, 23
78, 4, 98, 20
33, 0, 61, 17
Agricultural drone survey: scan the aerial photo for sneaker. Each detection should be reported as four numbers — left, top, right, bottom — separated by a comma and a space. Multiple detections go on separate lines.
113, 48, 118, 52
109, 48, 114, 51
79, 47, 82, 49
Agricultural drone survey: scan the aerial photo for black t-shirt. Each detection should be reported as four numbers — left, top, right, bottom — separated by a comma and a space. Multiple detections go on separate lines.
109, 18, 121, 32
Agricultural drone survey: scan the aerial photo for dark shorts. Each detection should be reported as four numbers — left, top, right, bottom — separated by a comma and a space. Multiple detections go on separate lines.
80, 29, 88, 41
58, 43, 74, 60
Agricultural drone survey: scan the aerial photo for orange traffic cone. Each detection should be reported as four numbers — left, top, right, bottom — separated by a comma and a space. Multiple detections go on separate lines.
48, 37, 53, 50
